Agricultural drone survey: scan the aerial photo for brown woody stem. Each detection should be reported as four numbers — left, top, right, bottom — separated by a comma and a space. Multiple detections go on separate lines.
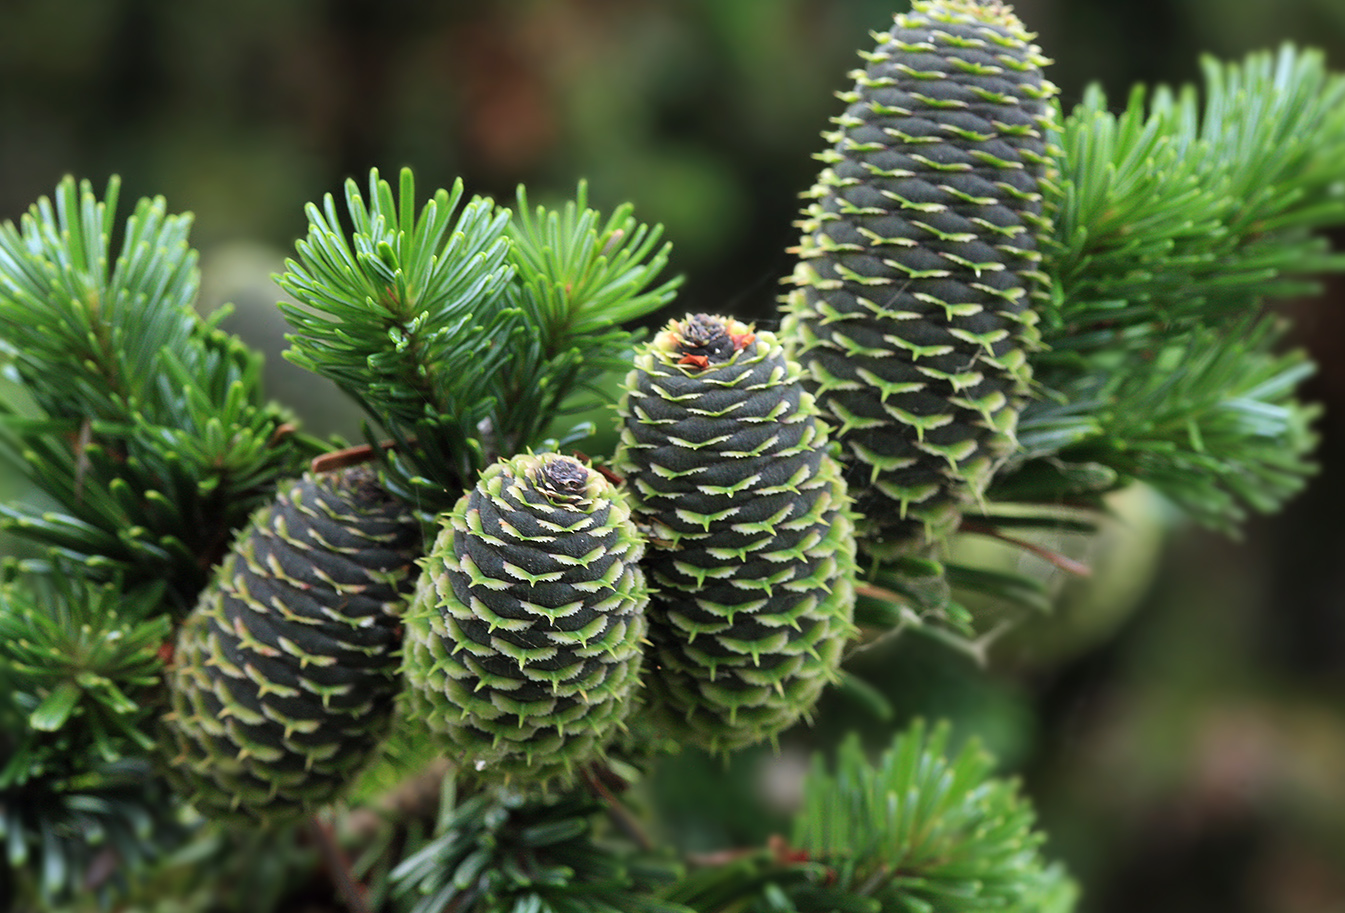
309, 815, 371, 913
959, 521, 1093, 577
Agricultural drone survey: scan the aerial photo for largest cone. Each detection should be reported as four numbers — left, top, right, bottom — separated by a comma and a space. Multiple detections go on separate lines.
782, 0, 1057, 554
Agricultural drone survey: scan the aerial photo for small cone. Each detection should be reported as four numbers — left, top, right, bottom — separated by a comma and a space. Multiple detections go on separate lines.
403, 453, 648, 789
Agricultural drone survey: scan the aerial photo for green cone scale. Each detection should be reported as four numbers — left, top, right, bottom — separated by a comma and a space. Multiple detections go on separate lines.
403, 453, 648, 788
613, 314, 857, 753
782, 0, 1057, 553
161, 467, 422, 824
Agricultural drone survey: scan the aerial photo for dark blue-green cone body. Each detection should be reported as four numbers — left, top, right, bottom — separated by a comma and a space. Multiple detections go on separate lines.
403, 453, 648, 789
782, 0, 1058, 554
161, 467, 422, 824
614, 314, 857, 753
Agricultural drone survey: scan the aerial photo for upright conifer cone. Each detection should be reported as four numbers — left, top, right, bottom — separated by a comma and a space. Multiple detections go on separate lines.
161, 467, 422, 824
403, 453, 648, 788
614, 314, 857, 753
782, 0, 1057, 553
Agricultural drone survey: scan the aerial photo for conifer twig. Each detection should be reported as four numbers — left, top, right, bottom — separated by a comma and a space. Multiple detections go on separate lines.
853, 582, 910, 605
958, 521, 1094, 576
582, 765, 654, 852
342, 758, 452, 843
309, 815, 371, 913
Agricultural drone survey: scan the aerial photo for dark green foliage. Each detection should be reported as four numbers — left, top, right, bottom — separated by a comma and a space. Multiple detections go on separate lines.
0, 576, 182, 909
783, 0, 1057, 554
391, 789, 686, 913
657, 849, 838, 913
1039, 45, 1345, 361
404, 453, 648, 789
494, 182, 682, 455
0, 758, 185, 911
98, 824, 320, 913
0, 176, 318, 607
278, 167, 519, 494
160, 467, 422, 824
653, 719, 1076, 913
1015, 317, 1318, 530
277, 170, 678, 511
0, 573, 168, 772
795, 720, 1077, 913
614, 315, 857, 753
997, 45, 1345, 529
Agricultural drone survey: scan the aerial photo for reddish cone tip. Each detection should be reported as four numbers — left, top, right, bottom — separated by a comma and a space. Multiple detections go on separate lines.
677, 313, 736, 363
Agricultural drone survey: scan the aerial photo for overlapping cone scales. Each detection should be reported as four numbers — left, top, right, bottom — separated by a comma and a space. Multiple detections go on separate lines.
614, 315, 857, 753
161, 467, 421, 823
403, 453, 648, 787
783, 0, 1056, 550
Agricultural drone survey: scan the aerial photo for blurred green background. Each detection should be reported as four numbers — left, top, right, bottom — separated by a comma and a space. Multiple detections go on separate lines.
2, 1, 1345, 911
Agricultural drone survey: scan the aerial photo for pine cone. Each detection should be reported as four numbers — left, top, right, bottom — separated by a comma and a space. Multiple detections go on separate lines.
160, 467, 422, 824
403, 453, 648, 788
614, 314, 857, 753
782, 0, 1057, 553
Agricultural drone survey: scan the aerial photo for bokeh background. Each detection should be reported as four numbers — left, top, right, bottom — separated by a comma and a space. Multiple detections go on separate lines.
2, 1, 1345, 910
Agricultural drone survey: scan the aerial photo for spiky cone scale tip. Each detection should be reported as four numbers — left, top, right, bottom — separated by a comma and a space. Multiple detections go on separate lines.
160, 467, 423, 825
614, 314, 858, 754
403, 453, 648, 790
781, 0, 1058, 555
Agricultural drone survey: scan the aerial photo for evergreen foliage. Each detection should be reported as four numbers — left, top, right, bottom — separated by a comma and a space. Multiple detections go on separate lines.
0, 573, 167, 770
1, 7, 1345, 910
496, 183, 682, 456
795, 721, 1075, 913
277, 170, 678, 511
278, 169, 518, 496
0, 177, 318, 607
391, 789, 684, 913
0, 756, 184, 910
998, 44, 1345, 528
0, 574, 182, 908
1041, 45, 1345, 352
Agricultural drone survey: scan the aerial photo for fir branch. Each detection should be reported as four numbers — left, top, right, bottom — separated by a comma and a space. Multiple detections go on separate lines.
0, 178, 317, 604
1020, 317, 1318, 532
390, 789, 686, 913
0, 176, 198, 423
0, 757, 185, 911
996, 45, 1342, 533
1040, 44, 1345, 359
0, 572, 168, 776
794, 720, 1075, 913
494, 182, 681, 454
659, 850, 835, 913
277, 167, 519, 489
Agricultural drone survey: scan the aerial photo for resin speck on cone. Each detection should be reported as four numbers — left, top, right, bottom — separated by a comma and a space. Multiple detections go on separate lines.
614, 314, 857, 753
403, 453, 648, 789
161, 467, 422, 824
782, 0, 1058, 554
